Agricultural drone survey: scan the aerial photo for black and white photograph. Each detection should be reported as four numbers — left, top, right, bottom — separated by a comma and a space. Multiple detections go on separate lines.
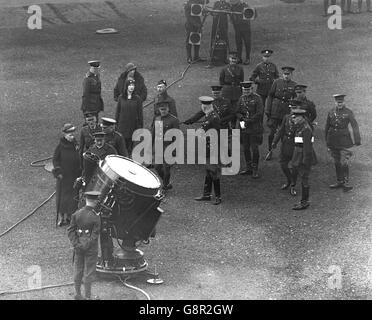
0, 0, 371, 305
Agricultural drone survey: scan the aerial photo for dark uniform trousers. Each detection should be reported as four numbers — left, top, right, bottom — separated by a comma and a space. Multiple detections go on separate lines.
325, 106, 361, 184
219, 64, 244, 126
236, 93, 264, 170
231, 2, 252, 62
67, 205, 101, 297
272, 115, 296, 185
291, 122, 316, 203
266, 78, 297, 150
250, 61, 279, 109
152, 113, 180, 187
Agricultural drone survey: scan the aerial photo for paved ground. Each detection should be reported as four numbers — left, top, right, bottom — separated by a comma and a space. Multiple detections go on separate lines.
0, 0, 371, 300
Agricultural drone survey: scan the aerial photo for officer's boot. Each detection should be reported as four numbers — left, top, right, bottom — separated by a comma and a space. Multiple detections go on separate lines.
57, 212, 64, 227
163, 170, 172, 190
293, 184, 310, 210
280, 165, 292, 190
74, 282, 85, 300
212, 179, 222, 205
342, 164, 353, 192
290, 168, 297, 196
84, 282, 99, 300
266, 135, 274, 161
186, 43, 192, 63
329, 163, 344, 189
194, 45, 202, 62
195, 176, 212, 201
240, 161, 252, 175
252, 163, 259, 179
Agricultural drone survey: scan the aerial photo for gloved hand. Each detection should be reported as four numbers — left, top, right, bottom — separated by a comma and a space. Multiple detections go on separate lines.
57, 174, 63, 179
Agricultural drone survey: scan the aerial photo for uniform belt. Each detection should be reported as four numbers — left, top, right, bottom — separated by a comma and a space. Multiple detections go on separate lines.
295, 144, 303, 148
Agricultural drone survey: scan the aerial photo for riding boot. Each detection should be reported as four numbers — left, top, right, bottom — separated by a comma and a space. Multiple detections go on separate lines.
342, 164, 353, 192
74, 283, 85, 300
293, 185, 310, 210
84, 282, 92, 299
280, 166, 291, 189
186, 43, 192, 63
194, 45, 201, 60
213, 179, 221, 205
290, 168, 297, 196
251, 163, 259, 179
195, 175, 212, 201
240, 161, 252, 175
329, 163, 344, 188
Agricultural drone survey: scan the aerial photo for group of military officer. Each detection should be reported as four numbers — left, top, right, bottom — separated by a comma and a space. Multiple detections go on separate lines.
181, 48, 361, 210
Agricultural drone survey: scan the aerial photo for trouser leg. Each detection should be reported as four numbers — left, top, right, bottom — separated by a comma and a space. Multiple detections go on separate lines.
203, 174, 213, 196
252, 143, 259, 167
74, 252, 84, 294
83, 252, 98, 298
213, 179, 221, 198
234, 27, 243, 61
186, 30, 192, 60
242, 132, 252, 169
242, 25, 251, 60
194, 45, 200, 60
163, 165, 171, 186
280, 162, 292, 185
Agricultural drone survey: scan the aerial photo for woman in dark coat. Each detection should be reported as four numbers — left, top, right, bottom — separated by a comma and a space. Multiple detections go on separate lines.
113, 63, 147, 102
115, 79, 144, 156
52, 123, 81, 226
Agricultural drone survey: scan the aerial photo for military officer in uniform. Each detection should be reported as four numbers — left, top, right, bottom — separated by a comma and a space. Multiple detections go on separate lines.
291, 108, 316, 210
81, 60, 104, 118
185, 96, 222, 205
154, 79, 178, 117
151, 103, 180, 190
184, 0, 208, 63
325, 94, 361, 191
79, 112, 101, 164
219, 51, 244, 121
272, 100, 302, 196
82, 131, 117, 188
100, 117, 128, 157
294, 84, 317, 124
230, 0, 252, 65
265, 66, 297, 160
249, 49, 279, 107
236, 81, 264, 178
67, 190, 101, 300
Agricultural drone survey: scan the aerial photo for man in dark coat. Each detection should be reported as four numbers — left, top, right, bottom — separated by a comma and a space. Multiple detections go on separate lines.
291, 108, 316, 210
100, 117, 128, 157
53, 123, 81, 226
152, 103, 180, 190
153, 79, 178, 117
325, 94, 361, 191
265, 66, 297, 160
67, 190, 101, 300
82, 131, 117, 188
219, 51, 244, 119
294, 84, 317, 124
113, 63, 147, 102
249, 49, 279, 107
236, 81, 264, 178
185, 96, 222, 205
272, 101, 299, 196
79, 112, 101, 164
230, 0, 253, 65
81, 60, 104, 117
184, 0, 208, 63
